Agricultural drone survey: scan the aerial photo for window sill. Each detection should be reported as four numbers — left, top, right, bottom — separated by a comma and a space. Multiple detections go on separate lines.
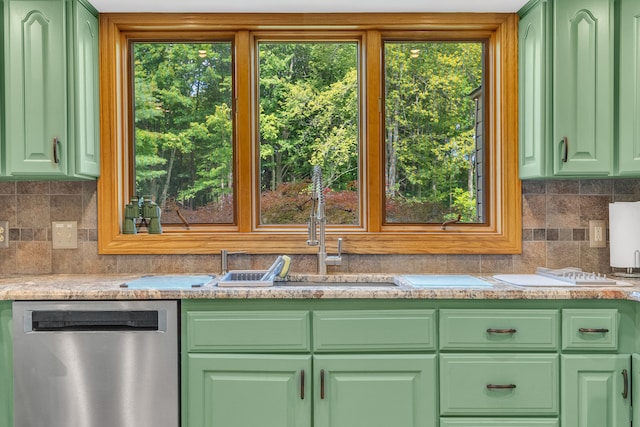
97, 228, 522, 255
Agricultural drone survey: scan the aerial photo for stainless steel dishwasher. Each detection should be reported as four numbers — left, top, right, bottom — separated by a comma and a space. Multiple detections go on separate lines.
12, 300, 178, 427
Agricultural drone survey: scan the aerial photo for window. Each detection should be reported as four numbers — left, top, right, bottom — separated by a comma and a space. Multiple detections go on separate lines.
383, 40, 485, 224
98, 14, 520, 255
257, 40, 360, 226
132, 42, 234, 225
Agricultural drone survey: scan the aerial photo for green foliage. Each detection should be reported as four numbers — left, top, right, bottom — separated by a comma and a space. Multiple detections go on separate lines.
132, 39, 483, 226
258, 43, 359, 224
133, 42, 233, 223
385, 41, 483, 223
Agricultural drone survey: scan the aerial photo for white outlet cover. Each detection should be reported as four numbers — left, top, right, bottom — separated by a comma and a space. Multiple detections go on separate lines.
0, 221, 8, 249
52, 221, 78, 249
588, 220, 607, 248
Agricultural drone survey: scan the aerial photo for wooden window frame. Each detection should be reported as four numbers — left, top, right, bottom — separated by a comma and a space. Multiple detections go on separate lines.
98, 13, 520, 255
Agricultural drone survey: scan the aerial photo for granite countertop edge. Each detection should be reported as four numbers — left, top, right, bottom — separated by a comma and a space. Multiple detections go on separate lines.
0, 273, 638, 301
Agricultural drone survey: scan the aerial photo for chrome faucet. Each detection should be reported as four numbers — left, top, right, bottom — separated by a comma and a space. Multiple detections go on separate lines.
307, 166, 342, 274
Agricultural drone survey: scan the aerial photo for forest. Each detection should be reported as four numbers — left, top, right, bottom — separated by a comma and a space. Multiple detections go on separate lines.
132, 40, 483, 226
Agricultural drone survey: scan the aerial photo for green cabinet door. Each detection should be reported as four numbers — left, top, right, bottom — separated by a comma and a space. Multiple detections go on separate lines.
185, 353, 311, 427
633, 354, 640, 424
6, 0, 67, 177
561, 355, 631, 427
69, 0, 99, 177
553, 0, 614, 176
518, 0, 551, 179
618, 0, 640, 175
314, 354, 437, 427
0, 302, 12, 427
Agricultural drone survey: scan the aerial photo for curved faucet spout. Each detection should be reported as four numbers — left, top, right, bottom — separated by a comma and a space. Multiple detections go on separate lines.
306, 166, 342, 274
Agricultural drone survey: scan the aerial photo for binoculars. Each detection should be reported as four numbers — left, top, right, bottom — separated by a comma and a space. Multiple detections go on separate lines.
123, 196, 162, 234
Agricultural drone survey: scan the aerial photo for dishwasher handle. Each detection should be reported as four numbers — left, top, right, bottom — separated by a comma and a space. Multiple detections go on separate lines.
26, 310, 166, 332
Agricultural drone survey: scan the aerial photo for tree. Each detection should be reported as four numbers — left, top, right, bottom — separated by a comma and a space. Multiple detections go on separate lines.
384, 41, 482, 223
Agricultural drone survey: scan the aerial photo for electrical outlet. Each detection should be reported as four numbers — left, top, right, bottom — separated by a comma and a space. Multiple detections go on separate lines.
0, 221, 8, 249
589, 220, 607, 248
52, 221, 78, 249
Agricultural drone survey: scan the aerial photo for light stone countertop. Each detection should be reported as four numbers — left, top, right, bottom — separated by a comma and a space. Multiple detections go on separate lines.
0, 273, 639, 301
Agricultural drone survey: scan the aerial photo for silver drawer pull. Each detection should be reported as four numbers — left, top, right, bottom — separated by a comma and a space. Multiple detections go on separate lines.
486, 384, 517, 390
486, 328, 517, 334
578, 328, 609, 333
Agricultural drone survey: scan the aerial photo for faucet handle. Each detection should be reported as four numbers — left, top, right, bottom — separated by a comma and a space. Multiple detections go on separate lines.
326, 238, 343, 266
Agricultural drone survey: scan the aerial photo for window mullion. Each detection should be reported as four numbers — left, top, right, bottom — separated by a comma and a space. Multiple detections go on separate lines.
235, 30, 253, 232
365, 30, 383, 232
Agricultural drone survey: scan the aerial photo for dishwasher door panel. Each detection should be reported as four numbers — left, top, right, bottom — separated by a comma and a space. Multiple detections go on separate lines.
12, 301, 178, 427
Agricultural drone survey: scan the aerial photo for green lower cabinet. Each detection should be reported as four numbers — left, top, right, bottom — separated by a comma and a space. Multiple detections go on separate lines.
0, 302, 12, 427
185, 354, 311, 427
440, 354, 559, 416
633, 354, 640, 424
182, 301, 639, 427
313, 354, 437, 427
440, 419, 558, 427
561, 355, 631, 427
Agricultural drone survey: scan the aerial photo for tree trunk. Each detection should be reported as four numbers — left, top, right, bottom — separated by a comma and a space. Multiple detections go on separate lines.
160, 147, 176, 211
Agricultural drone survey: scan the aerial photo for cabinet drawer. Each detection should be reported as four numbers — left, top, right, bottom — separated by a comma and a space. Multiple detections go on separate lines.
313, 310, 435, 352
440, 419, 558, 427
562, 309, 618, 350
185, 311, 310, 352
440, 354, 559, 415
439, 309, 559, 350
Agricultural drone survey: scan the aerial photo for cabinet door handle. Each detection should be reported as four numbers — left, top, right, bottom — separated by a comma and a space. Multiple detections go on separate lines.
561, 136, 568, 163
622, 369, 629, 399
486, 328, 517, 334
53, 137, 61, 164
320, 369, 325, 399
300, 370, 305, 400
486, 384, 517, 390
578, 328, 609, 333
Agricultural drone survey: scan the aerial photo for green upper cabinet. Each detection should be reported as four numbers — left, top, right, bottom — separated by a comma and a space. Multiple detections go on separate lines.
0, 0, 3, 177
518, 0, 617, 178
618, 0, 640, 175
3, 0, 99, 180
5, 0, 66, 177
69, 0, 99, 177
553, 0, 614, 176
518, 0, 551, 179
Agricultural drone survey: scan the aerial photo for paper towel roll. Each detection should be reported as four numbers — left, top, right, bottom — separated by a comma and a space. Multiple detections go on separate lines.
609, 202, 640, 268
